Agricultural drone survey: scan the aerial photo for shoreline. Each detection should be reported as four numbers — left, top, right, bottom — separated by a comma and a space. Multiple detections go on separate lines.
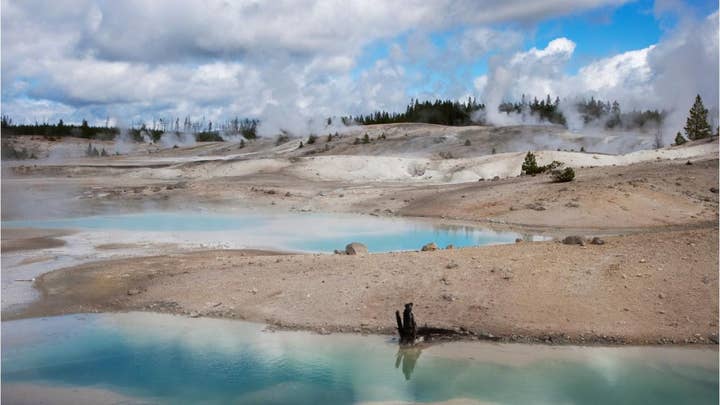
3, 308, 719, 350
5, 227, 717, 347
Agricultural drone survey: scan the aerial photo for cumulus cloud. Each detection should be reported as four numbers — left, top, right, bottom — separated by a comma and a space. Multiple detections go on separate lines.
477, 8, 718, 140
2, 0, 716, 142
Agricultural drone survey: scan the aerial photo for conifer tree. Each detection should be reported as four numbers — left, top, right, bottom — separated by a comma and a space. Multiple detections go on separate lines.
674, 132, 687, 145
684, 95, 711, 140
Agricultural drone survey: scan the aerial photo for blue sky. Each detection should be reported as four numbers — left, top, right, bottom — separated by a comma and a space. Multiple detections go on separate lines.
1, 0, 718, 130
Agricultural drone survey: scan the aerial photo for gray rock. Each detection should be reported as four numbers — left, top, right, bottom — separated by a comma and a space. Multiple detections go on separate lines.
562, 236, 585, 246
345, 242, 368, 255
525, 202, 546, 211
127, 288, 141, 296
421, 242, 438, 251
590, 237, 605, 245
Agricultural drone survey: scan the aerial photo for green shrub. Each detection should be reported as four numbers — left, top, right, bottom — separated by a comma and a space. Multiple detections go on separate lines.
552, 167, 575, 182
521, 152, 541, 175
195, 131, 223, 142
522, 152, 565, 175
307, 134, 317, 144
545, 160, 563, 171
674, 132, 687, 145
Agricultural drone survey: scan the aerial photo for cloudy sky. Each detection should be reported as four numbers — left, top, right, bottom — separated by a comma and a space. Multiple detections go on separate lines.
1, 0, 717, 134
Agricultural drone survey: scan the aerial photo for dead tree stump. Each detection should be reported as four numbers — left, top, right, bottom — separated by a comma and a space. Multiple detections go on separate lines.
396, 303, 417, 345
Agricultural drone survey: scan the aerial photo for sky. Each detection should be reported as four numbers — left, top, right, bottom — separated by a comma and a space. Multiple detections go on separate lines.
1, 0, 718, 136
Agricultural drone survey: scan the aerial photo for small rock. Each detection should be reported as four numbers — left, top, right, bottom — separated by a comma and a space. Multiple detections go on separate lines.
421, 242, 438, 251
515, 238, 523, 243
639, 259, 647, 263
127, 288, 141, 296
189, 312, 200, 318
658, 293, 665, 299
446, 262, 459, 269
441, 293, 456, 302
686, 160, 693, 165
525, 202, 546, 211
590, 237, 605, 245
250, 287, 258, 294
710, 187, 718, 193
345, 242, 368, 255
562, 236, 585, 246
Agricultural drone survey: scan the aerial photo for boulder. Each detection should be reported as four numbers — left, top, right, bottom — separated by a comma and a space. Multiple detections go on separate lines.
562, 236, 585, 246
421, 242, 438, 251
345, 242, 368, 255
590, 237, 605, 245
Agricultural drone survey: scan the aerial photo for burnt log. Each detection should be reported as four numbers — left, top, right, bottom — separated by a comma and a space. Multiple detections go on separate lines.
396, 303, 417, 345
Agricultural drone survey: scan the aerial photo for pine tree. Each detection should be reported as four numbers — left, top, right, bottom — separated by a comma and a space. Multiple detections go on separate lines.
684, 94, 711, 140
521, 152, 540, 175
674, 132, 687, 145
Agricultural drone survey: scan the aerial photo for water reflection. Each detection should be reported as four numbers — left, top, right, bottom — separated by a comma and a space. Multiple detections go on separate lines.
2, 313, 718, 405
395, 346, 422, 380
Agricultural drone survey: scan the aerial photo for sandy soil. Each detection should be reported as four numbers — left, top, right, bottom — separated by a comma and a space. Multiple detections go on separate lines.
2, 383, 152, 405
1, 228, 71, 252
2, 127, 718, 346
9, 228, 717, 345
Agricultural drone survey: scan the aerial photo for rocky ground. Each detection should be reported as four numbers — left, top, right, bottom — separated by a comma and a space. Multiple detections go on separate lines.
8, 228, 717, 346
2, 126, 718, 346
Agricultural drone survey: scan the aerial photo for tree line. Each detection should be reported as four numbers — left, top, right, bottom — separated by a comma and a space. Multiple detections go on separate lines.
343, 98, 484, 126
353, 95, 664, 130
0, 115, 258, 141
1, 95, 714, 143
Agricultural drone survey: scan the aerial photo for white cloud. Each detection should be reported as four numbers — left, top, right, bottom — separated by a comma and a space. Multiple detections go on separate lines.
476, 10, 718, 137
3, 0, 716, 140
577, 46, 654, 93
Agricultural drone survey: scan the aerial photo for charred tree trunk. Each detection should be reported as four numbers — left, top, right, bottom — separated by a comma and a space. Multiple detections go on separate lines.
396, 303, 417, 345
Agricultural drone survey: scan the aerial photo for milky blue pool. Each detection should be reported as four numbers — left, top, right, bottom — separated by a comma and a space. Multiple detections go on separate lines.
2, 211, 543, 252
2, 313, 717, 405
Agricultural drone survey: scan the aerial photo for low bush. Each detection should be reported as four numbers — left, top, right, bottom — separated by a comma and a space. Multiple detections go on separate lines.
552, 167, 575, 182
